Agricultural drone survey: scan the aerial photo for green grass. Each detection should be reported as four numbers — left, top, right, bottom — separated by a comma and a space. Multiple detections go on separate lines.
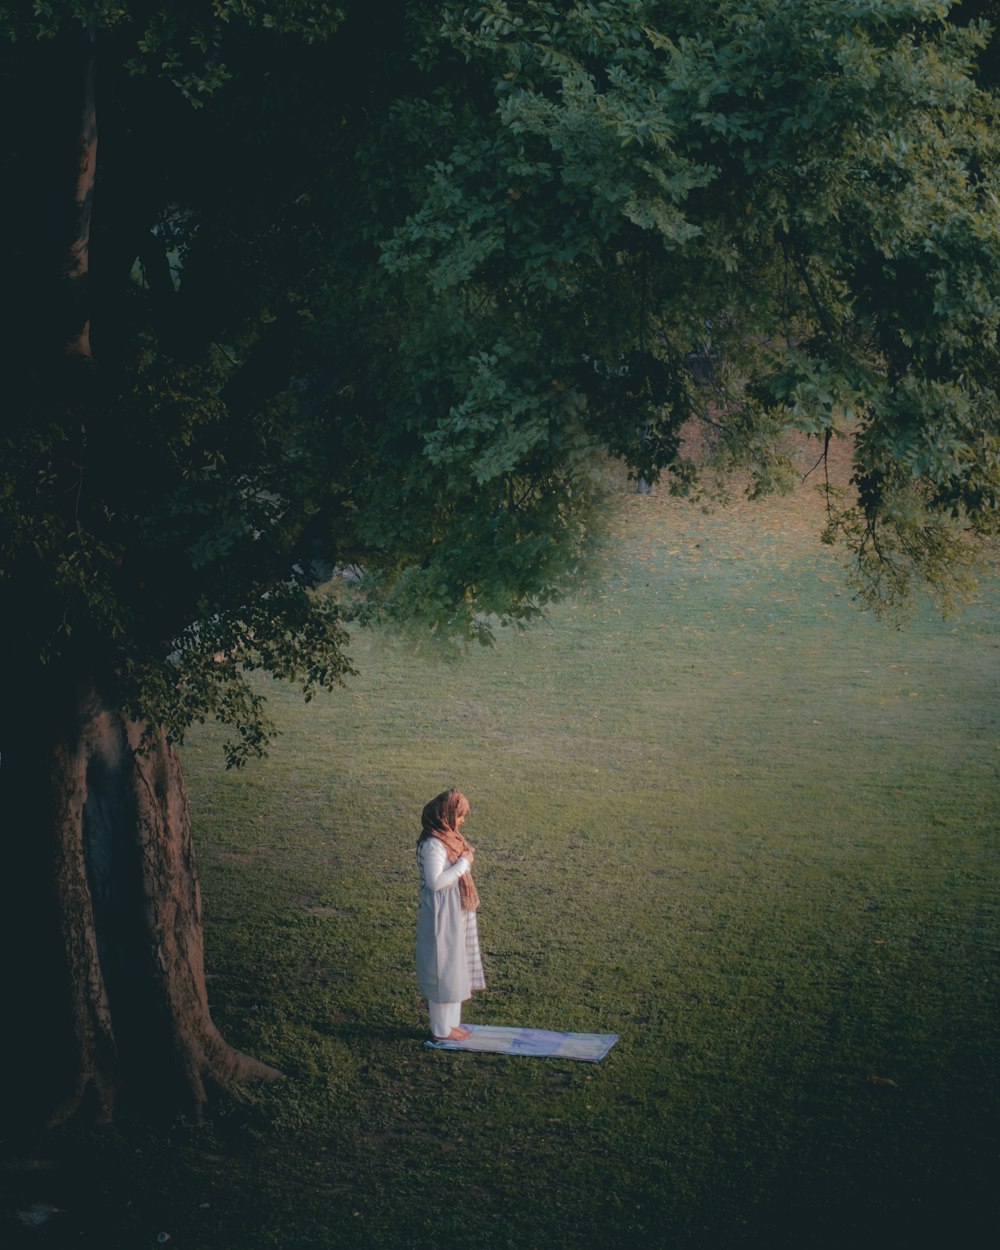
6, 461, 998, 1249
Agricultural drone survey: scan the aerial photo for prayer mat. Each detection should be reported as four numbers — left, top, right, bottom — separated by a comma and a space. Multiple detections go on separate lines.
424, 1024, 619, 1062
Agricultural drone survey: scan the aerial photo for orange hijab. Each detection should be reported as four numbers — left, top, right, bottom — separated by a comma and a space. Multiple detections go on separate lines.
419, 788, 480, 911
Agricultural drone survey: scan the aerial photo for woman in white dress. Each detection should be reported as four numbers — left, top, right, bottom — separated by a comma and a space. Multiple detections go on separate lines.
415, 788, 485, 1040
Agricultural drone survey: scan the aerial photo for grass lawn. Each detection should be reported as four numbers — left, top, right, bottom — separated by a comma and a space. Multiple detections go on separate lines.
4, 448, 998, 1249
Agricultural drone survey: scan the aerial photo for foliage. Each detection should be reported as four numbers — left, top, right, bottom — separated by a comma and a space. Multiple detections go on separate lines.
2, 0, 1000, 760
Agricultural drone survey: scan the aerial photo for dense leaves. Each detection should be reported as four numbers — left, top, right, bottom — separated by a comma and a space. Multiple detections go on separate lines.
2, 0, 999, 760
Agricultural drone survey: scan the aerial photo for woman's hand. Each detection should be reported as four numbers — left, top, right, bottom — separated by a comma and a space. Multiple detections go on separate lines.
465, 847, 475, 866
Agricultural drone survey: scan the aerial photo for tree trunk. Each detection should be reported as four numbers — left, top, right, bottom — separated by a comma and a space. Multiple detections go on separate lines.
2, 681, 280, 1128
62, 25, 98, 360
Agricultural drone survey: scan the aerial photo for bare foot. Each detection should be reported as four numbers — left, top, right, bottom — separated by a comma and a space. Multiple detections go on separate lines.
431, 1024, 472, 1041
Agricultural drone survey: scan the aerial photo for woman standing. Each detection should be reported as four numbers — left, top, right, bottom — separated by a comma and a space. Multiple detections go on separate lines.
415, 788, 485, 1040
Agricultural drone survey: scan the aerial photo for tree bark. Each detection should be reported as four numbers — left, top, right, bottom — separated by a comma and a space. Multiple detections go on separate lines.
2, 682, 280, 1128
62, 27, 98, 360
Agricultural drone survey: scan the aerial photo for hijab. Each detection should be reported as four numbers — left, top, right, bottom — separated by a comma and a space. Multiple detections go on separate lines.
419, 787, 480, 911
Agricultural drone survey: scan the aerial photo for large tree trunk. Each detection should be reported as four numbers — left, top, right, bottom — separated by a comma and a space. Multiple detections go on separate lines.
2, 682, 280, 1128
62, 24, 98, 360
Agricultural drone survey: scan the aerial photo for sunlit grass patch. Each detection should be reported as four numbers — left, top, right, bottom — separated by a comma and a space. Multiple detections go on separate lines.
25, 451, 997, 1250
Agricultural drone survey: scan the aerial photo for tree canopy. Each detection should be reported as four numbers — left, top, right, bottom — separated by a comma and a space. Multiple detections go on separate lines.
3, 0, 999, 761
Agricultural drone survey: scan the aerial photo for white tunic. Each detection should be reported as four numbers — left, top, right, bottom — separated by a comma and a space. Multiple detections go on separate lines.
415, 837, 485, 1004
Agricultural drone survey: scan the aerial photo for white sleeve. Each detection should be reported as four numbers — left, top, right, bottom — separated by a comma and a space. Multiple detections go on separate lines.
420, 838, 469, 892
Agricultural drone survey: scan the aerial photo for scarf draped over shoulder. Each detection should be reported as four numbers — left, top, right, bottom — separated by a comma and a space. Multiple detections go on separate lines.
419, 788, 480, 912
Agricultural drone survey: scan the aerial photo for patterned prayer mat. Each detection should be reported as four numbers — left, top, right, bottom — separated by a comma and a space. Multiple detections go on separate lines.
424, 1024, 619, 1062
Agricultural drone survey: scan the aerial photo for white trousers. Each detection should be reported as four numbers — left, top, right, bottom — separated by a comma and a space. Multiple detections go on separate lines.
427, 1000, 462, 1038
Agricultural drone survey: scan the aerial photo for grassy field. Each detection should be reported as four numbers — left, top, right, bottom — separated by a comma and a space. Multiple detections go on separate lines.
6, 450, 999, 1249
